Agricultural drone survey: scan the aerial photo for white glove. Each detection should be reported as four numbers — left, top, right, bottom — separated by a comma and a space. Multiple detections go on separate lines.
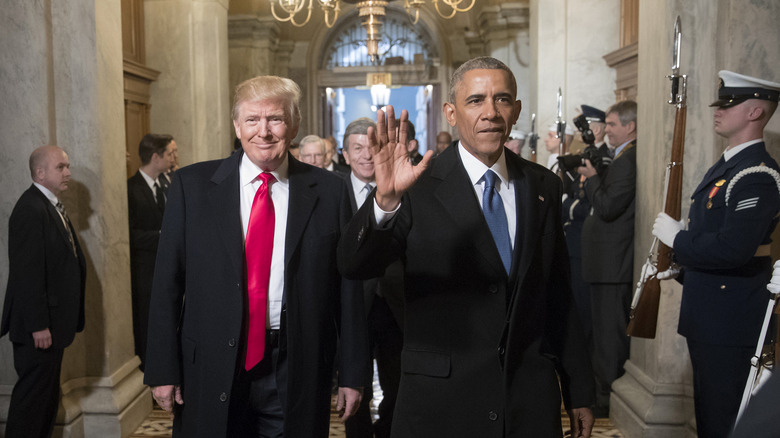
657, 267, 680, 280
767, 260, 780, 295
652, 212, 684, 248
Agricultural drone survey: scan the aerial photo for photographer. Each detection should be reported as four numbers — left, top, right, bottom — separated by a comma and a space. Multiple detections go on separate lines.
578, 100, 637, 418
561, 105, 611, 354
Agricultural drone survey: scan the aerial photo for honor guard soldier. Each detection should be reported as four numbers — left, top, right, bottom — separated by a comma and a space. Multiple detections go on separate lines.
653, 70, 780, 438
562, 105, 611, 350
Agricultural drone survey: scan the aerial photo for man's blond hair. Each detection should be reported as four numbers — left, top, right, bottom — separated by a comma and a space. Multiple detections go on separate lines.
232, 76, 301, 130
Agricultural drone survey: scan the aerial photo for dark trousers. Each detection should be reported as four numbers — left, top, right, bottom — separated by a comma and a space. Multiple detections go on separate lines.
131, 280, 151, 371
346, 296, 403, 438
590, 282, 631, 410
226, 330, 285, 438
5, 342, 64, 438
687, 340, 753, 438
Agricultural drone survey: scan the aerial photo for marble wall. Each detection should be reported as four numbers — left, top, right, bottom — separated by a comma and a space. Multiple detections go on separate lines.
0, 1, 149, 436
531, 0, 620, 166
145, 0, 232, 165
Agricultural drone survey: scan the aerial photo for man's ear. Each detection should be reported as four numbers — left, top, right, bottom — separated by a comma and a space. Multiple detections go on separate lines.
233, 120, 241, 140
443, 102, 457, 127
511, 100, 522, 124
747, 103, 765, 122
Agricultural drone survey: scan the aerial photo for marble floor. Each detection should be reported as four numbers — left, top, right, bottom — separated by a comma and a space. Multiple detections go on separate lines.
131, 362, 624, 437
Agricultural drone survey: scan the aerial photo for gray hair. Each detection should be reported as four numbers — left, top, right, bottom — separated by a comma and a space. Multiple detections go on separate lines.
606, 100, 637, 126
299, 134, 326, 153
449, 57, 517, 103
342, 118, 376, 151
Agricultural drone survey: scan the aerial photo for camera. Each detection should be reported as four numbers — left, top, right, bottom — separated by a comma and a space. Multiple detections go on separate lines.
573, 114, 596, 146
557, 114, 612, 176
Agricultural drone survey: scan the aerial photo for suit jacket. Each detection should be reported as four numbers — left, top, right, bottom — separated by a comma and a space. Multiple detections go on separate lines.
127, 171, 164, 299
344, 178, 404, 326
581, 141, 636, 283
144, 152, 368, 438
338, 146, 594, 438
1, 185, 86, 349
674, 142, 779, 345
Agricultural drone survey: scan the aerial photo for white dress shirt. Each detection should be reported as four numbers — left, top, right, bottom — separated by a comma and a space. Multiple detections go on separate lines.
139, 168, 165, 201
458, 143, 517, 249
240, 155, 289, 329
724, 138, 763, 162
350, 172, 375, 209
374, 143, 517, 249
33, 182, 70, 231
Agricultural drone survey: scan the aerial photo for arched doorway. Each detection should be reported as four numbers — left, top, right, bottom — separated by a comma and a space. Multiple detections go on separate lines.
307, 6, 451, 153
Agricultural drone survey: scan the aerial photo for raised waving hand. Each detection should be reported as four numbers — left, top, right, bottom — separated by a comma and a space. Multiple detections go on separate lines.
370, 106, 433, 211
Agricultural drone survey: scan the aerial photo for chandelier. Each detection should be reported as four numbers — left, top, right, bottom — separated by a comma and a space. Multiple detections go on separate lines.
270, 0, 475, 59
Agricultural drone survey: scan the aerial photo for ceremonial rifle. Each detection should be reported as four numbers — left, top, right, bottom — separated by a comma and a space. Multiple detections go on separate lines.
528, 113, 539, 163
627, 16, 687, 338
555, 88, 574, 183
555, 88, 567, 157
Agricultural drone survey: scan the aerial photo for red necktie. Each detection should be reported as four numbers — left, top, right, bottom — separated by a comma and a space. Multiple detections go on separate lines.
245, 172, 276, 370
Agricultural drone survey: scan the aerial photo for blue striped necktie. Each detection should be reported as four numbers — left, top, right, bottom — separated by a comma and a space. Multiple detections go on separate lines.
482, 170, 512, 275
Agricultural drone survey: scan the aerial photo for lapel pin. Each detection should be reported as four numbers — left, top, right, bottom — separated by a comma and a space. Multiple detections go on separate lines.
538, 195, 544, 202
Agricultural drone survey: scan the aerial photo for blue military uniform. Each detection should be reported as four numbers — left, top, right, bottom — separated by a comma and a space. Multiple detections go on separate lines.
675, 142, 779, 345
562, 104, 611, 344
668, 70, 780, 438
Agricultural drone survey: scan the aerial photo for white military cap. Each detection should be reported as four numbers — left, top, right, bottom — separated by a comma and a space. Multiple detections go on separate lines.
710, 70, 780, 108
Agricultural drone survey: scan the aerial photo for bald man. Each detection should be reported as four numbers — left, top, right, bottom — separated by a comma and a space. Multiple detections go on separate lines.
1, 146, 86, 438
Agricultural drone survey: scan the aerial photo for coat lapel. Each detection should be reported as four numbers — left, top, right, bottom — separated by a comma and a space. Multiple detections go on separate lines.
692, 143, 765, 197
133, 171, 164, 220
506, 152, 543, 285
434, 147, 506, 279
285, 158, 319, 269
207, 152, 245, 281
31, 186, 74, 253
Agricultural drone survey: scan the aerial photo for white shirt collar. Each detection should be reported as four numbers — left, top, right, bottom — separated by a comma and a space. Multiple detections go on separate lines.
350, 172, 374, 192
458, 142, 510, 188
723, 139, 763, 162
139, 169, 159, 192
33, 182, 60, 206
240, 153, 289, 187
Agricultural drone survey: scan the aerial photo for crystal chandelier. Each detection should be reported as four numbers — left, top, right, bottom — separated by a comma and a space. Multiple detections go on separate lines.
270, 0, 474, 59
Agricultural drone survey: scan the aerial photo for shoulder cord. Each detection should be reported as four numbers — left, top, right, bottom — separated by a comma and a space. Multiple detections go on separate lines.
725, 165, 780, 207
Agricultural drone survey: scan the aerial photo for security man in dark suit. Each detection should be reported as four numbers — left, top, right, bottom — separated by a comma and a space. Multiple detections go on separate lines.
339, 56, 594, 438
578, 100, 637, 418
653, 70, 780, 438
127, 133, 175, 370
1, 145, 86, 438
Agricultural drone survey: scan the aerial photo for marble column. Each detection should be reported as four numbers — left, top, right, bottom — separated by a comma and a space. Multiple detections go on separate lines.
477, 3, 532, 133
228, 15, 282, 94
530, 0, 619, 166
145, 0, 231, 165
0, 1, 149, 436
612, 1, 780, 437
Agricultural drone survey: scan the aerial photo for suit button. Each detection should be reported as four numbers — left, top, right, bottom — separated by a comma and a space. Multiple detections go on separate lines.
219, 392, 228, 402
498, 346, 505, 356
228, 338, 236, 347
720, 284, 726, 290
488, 284, 498, 294
488, 411, 498, 421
